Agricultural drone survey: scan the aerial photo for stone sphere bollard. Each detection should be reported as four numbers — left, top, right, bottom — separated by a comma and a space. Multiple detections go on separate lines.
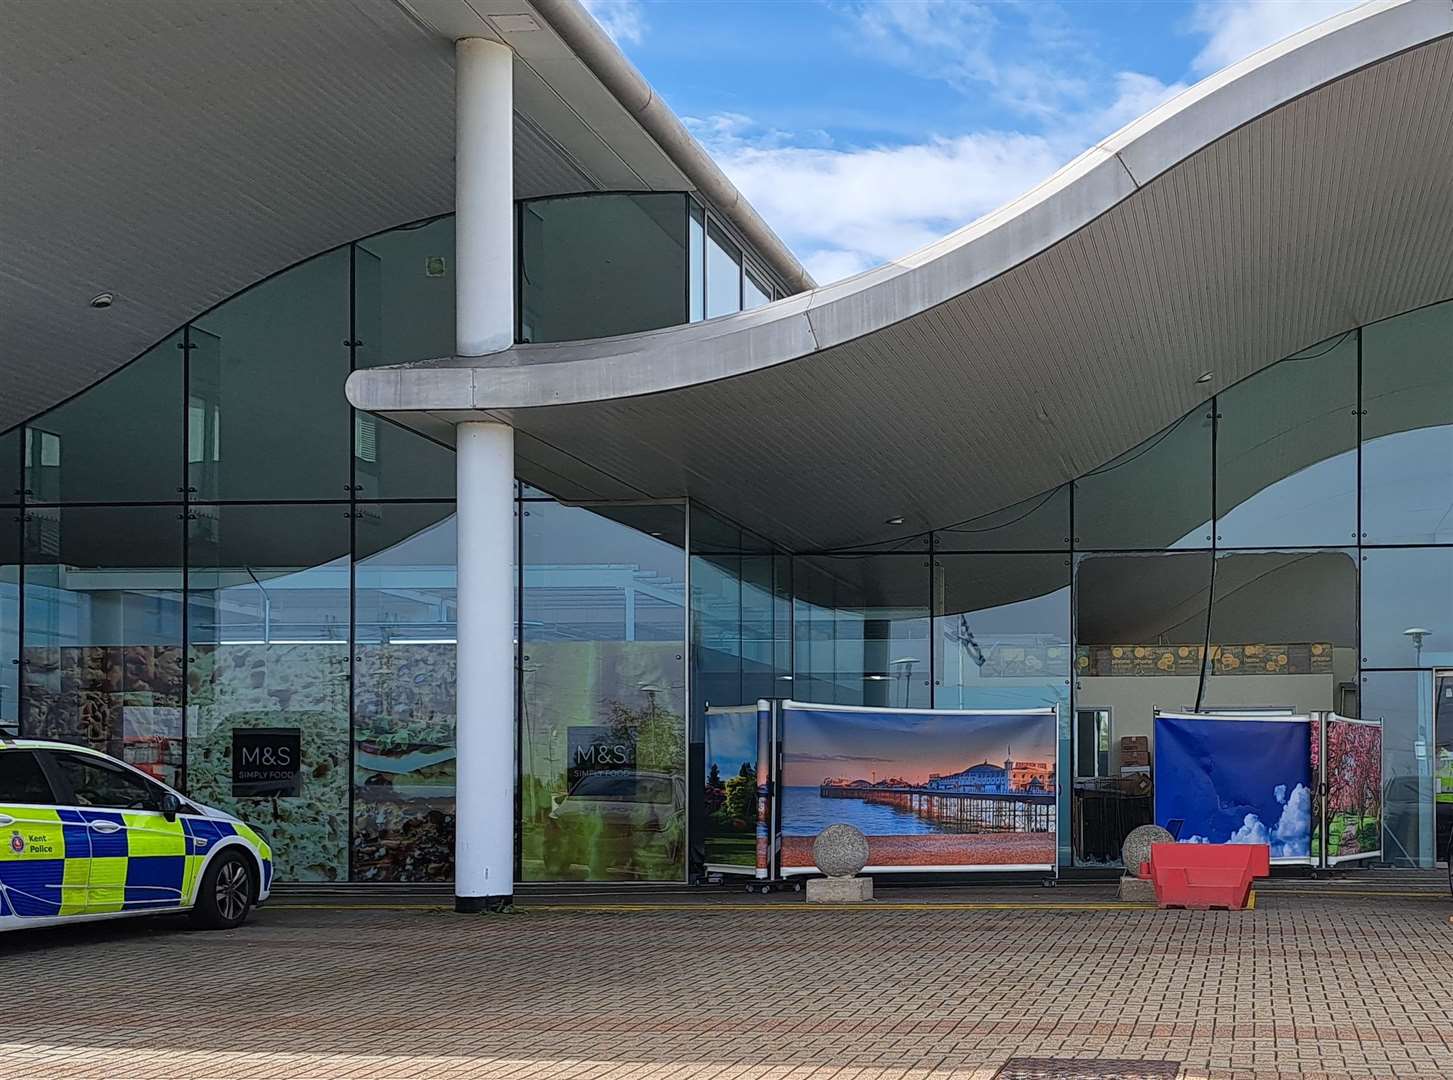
807, 824, 873, 902
1122, 824, 1174, 876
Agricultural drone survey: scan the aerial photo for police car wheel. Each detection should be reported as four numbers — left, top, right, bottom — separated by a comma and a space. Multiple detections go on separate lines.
191, 851, 255, 930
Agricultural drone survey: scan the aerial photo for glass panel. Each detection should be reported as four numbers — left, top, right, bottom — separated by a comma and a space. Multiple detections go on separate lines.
1360, 547, 1453, 669
20, 507, 184, 786
1074, 407, 1212, 550
22, 333, 183, 504
1362, 670, 1436, 867
1437, 672, 1452, 864
1362, 302, 1453, 545
353, 220, 457, 501
188, 248, 351, 501
0, 425, 18, 503
353, 504, 457, 882
2, 516, 20, 735
1215, 334, 1358, 547
520, 501, 686, 882
706, 221, 742, 319
1075, 710, 1111, 779
1201, 550, 1358, 714
185, 504, 351, 882
689, 203, 705, 323
519, 194, 688, 343
1073, 551, 1213, 864
935, 486, 1070, 552
744, 265, 771, 311
793, 554, 930, 708
0, 749, 54, 803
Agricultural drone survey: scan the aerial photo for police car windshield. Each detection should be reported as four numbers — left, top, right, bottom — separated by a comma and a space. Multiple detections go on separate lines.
569, 774, 673, 803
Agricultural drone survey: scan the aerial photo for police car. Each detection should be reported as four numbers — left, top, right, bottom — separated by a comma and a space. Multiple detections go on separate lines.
0, 738, 273, 932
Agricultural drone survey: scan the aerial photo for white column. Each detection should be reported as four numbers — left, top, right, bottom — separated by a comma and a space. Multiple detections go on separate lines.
455, 37, 515, 356
453, 36, 516, 912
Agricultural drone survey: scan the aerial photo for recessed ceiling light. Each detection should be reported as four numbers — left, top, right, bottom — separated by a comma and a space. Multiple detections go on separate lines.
1195, 370, 1213, 384
89, 292, 114, 309
885, 516, 905, 526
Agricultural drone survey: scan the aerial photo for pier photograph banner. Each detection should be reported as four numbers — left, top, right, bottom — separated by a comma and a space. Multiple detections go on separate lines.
778, 702, 1058, 873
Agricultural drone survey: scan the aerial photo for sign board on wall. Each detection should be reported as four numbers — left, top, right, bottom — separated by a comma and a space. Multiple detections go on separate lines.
565, 726, 637, 788
232, 728, 302, 797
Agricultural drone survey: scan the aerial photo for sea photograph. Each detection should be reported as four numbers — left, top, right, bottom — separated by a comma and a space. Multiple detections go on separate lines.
780, 705, 1057, 871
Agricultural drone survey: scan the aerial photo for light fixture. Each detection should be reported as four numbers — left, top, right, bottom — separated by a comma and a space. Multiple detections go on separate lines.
89, 292, 114, 309
885, 516, 905, 526
1195, 370, 1213, 384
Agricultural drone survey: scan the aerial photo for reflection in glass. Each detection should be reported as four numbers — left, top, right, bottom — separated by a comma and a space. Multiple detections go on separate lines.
688, 203, 705, 323
519, 193, 688, 343
936, 487, 1069, 552
1362, 302, 1453, 544
353, 219, 458, 501
0, 518, 15, 733
1362, 670, 1436, 867
1436, 672, 1452, 865
189, 248, 351, 501
1360, 547, 1453, 670
1215, 333, 1358, 547
23, 334, 182, 504
793, 555, 930, 708
1074, 409, 1212, 550
1201, 550, 1357, 714
20, 507, 184, 785
0, 425, 17, 502
185, 505, 351, 881
744, 265, 771, 310
353, 504, 458, 882
706, 221, 742, 319
520, 502, 687, 882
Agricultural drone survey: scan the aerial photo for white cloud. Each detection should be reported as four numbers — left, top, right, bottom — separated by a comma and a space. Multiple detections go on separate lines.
1188, 0, 1362, 76
581, 0, 645, 46
692, 68, 1185, 285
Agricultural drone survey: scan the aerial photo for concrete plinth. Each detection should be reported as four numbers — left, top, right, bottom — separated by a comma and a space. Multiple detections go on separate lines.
1118, 875, 1156, 902
807, 876, 873, 903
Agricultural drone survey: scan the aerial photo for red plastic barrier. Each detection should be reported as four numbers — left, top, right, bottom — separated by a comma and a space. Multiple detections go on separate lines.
1147, 842, 1269, 910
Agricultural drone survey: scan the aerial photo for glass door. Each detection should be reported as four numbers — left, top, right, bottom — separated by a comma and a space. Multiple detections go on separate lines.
1436, 671, 1452, 866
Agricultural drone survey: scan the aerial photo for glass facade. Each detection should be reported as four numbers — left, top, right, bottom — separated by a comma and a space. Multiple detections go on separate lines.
2, 192, 1448, 880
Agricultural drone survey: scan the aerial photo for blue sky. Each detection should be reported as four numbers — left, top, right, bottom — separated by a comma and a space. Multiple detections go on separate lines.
582, 0, 1361, 283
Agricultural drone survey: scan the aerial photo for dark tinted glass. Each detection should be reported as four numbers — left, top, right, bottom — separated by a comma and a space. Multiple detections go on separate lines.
51, 751, 160, 810
1201, 549, 1357, 711
936, 486, 1069, 552
21, 506, 184, 784
0, 426, 17, 503
1360, 547, 1453, 669
0, 750, 54, 803
793, 554, 930, 708
1361, 302, 1453, 544
1074, 408, 1212, 550
1216, 334, 1358, 547
519, 194, 688, 343
188, 248, 351, 500
353, 503, 457, 882
23, 333, 182, 503
185, 504, 350, 881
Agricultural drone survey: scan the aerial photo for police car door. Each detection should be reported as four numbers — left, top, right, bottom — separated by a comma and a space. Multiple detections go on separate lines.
0, 747, 89, 921
46, 750, 186, 914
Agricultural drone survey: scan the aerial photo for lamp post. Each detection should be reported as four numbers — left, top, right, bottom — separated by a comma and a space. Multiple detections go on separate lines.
1404, 627, 1431, 667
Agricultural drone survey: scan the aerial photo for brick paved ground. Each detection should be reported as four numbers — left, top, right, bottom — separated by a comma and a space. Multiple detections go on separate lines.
2, 886, 1450, 1080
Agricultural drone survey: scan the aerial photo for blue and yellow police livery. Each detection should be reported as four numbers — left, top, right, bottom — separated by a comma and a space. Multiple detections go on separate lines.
0, 738, 273, 932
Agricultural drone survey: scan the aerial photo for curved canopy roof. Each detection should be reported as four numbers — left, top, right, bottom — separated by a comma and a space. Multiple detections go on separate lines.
0, 0, 809, 432
350, 0, 1453, 551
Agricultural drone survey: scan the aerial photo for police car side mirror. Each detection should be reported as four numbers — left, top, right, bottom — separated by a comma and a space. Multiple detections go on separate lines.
159, 792, 180, 822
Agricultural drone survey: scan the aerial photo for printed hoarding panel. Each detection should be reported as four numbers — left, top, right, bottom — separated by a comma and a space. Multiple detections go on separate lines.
779, 702, 1057, 873
1312, 714, 1383, 865
1153, 713, 1314, 865
703, 705, 760, 873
